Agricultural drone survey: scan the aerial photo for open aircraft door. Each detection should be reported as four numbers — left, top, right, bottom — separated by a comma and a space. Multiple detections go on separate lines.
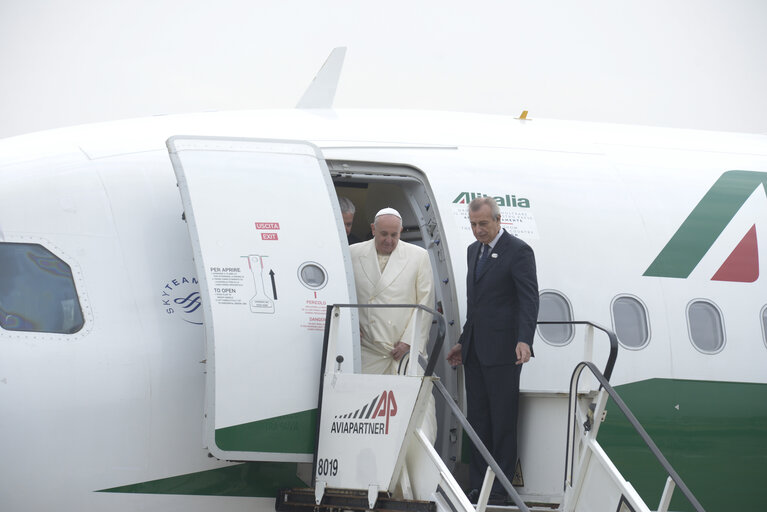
168, 136, 358, 462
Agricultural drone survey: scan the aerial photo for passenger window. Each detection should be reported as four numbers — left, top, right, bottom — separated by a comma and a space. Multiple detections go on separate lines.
611, 295, 650, 349
686, 300, 725, 353
0, 243, 84, 334
762, 305, 767, 348
537, 290, 574, 346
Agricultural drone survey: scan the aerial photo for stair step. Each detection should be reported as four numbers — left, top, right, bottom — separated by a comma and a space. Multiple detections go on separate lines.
483, 503, 560, 512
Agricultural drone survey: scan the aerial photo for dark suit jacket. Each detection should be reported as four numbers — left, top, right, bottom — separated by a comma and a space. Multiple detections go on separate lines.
460, 229, 539, 366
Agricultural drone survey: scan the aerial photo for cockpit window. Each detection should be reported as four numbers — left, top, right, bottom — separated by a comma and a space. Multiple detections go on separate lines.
0, 243, 84, 334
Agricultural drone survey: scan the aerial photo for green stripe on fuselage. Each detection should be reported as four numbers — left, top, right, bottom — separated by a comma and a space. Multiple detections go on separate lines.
99, 411, 318, 497
599, 378, 767, 511
98, 461, 305, 496
215, 409, 317, 454
644, 170, 767, 278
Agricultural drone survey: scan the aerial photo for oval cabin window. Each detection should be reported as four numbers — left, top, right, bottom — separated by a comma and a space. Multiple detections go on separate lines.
537, 291, 574, 346
611, 295, 650, 349
762, 305, 767, 349
687, 300, 725, 354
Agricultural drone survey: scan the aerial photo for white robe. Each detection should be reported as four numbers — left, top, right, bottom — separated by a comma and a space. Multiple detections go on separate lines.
350, 239, 435, 374
350, 239, 437, 443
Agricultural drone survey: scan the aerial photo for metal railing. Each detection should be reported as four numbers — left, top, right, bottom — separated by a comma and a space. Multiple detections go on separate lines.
316, 311, 695, 512
536, 320, 618, 380
432, 379, 530, 512
320, 303, 446, 376
426, 320, 617, 512
565, 361, 705, 512
314, 302, 445, 490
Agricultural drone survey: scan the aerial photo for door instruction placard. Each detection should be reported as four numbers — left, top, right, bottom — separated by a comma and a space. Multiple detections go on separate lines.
301, 298, 327, 331
209, 265, 247, 306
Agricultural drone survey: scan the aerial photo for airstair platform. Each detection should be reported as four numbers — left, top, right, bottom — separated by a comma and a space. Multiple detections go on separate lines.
276, 305, 706, 512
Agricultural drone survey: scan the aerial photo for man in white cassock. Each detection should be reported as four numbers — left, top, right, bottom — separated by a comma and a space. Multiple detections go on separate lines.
350, 207, 437, 443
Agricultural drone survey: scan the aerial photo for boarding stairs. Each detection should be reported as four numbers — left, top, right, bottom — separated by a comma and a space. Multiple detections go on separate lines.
276, 305, 705, 512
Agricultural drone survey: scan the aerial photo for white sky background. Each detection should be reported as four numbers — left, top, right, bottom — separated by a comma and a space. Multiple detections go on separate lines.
1, 0, 766, 139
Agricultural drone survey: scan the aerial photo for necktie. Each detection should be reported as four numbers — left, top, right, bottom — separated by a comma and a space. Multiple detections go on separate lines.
476, 244, 489, 277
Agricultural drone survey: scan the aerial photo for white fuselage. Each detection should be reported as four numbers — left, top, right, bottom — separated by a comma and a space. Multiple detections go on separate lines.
1, 109, 765, 511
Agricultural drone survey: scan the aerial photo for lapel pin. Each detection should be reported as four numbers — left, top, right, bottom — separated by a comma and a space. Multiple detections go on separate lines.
491, 253, 498, 258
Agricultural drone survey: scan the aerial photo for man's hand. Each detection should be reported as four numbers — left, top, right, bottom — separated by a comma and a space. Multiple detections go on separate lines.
391, 342, 410, 361
516, 342, 531, 365
446, 344, 463, 366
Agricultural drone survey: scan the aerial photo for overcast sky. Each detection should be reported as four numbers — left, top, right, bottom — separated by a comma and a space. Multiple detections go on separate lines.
1, 0, 766, 139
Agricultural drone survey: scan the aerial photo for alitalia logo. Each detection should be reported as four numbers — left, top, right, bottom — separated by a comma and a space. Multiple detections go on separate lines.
644, 170, 765, 282
330, 390, 397, 435
453, 192, 530, 208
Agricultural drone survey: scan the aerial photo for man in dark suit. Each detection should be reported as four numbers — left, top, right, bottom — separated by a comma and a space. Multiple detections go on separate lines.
338, 196, 362, 244
446, 196, 539, 503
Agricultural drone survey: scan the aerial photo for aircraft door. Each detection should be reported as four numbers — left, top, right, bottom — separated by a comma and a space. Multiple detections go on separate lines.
167, 136, 358, 462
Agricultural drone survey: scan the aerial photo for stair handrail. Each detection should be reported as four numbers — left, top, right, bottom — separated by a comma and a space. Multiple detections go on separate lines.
313, 303, 445, 494
321, 303, 446, 376
432, 379, 530, 512
565, 361, 705, 512
536, 320, 618, 380
426, 320, 617, 512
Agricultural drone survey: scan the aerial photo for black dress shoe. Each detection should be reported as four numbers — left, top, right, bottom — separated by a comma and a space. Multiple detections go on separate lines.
465, 489, 480, 504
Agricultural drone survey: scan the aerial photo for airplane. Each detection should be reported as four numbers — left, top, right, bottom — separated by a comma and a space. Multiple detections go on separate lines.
1, 47, 765, 512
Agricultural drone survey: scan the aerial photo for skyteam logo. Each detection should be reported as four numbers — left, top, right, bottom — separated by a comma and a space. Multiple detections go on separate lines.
161, 275, 203, 325
644, 170, 766, 283
330, 390, 398, 435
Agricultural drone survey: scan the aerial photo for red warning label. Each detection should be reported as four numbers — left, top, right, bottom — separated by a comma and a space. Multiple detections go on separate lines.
261, 233, 278, 240
255, 222, 280, 230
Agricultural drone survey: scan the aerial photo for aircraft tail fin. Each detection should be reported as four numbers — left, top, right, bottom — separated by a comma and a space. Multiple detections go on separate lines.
296, 47, 347, 109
